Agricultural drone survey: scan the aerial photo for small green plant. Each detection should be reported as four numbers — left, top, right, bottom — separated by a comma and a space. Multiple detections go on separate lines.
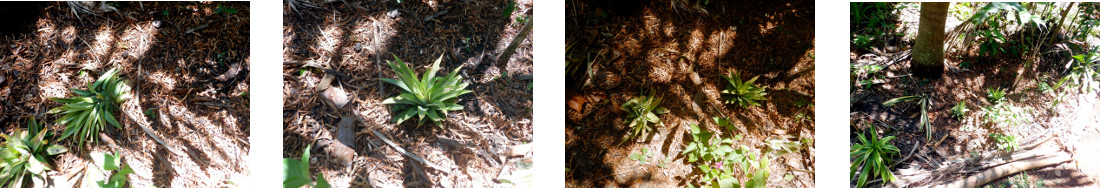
989, 133, 1018, 152
682, 123, 734, 163
852, 35, 873, 50
214, 5, 238, 15
620, 90, 669, 140
681, 123, 767, 188
629, 147, 653, 165
503, 1, 516, 18
711, 117, 739, 132
48, 68, 131, 146
720, 72, 768, 107
83, 152, 134, 188
951, 101, 969, 120
981, 103, 1030, 127
284, 145, 330, 188
381, 55, 471, 127
883, 95, 931, 140
850, 128, 899, 188
765, 136, 806, 156
987, 87, 1007, 104
0, 117, 69, 187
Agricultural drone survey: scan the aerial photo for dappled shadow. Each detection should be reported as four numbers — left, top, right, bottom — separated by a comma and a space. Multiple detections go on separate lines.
0, 2, 249, 187
283, 0, 533, 186
566, 0, 815, 187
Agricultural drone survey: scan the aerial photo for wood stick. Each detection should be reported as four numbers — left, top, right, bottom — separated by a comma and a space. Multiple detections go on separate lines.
121, 86, 185, 157
496, 16, 533, 71
371, 130, 448, 173
373, 17, 384, 98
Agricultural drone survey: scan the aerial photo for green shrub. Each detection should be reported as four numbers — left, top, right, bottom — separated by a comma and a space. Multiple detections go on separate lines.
0, 117, 69, 187
83, 152, 134, 188
951, 101, 969, 120
720, 72, 767, 107
883, 95, 931, 140
851, 129, 899, 188
621, 90, 669, 140
381, 55, 471, 127
284, 145, 330, 188
48, 68, 131, 146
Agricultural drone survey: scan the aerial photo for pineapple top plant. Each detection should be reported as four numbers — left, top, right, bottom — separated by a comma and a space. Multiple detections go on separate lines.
0, 117, 69, 187
720, 71, 767, 107
381, 55, 471, 127
48, 68, 131, 146
987, 87, 1007, 104
850, 128, 900, 188
620, 90, 669, 141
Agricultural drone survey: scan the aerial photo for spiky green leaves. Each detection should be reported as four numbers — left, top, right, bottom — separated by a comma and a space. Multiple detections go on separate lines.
986, 87, 1006, 104
621, 91, 669, 140
720, 72, 767, 107
0, 117, 69, 187
47, 68, 131, 147
951, 101, 969, 120
850, 129, 899, 188
381, 55, 471, 127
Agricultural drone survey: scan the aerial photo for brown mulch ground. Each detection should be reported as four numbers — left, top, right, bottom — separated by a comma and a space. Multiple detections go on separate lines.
0, 2, 250, 187
565, 0, 815, 187
281, 0, 533, 187
850, 2, 1100, 187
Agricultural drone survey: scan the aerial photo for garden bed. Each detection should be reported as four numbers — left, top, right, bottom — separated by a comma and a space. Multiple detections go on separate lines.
565, 0, 816, 187
0, 2, 250, 187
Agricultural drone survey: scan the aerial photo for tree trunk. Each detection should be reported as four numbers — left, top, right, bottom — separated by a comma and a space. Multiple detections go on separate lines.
1054, 2, 1076, 35
912, 2, 949, 79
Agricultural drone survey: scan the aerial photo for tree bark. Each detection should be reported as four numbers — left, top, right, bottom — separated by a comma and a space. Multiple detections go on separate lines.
912, 2, 949, 79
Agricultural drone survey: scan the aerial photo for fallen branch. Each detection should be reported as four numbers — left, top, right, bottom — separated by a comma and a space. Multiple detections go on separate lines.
371, 130, 448, 173
939, 152, 1071, 188
495, 16, 533, 71
120, 87, 185, 157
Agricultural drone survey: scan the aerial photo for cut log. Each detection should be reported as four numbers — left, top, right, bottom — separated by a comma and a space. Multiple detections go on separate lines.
939, 152, 1071, 188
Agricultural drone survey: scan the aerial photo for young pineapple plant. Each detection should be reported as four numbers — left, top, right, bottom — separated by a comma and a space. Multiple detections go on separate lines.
48, 68, 131, 146
621, 90, 669, 140
0, 117, 69, 187
850, 128, 900, 188
951, 101, 969, 121
381, 55, 471, 127
987, 87, 1007, 104
720, 71, 767, 107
